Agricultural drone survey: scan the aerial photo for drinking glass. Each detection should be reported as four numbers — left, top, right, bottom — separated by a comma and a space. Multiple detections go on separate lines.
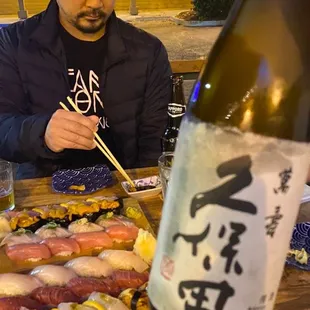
0, 161, 15, 211
158, 153, 174, 199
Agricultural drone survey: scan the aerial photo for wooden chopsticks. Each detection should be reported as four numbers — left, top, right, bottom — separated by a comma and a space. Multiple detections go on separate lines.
59, 97, 135, 188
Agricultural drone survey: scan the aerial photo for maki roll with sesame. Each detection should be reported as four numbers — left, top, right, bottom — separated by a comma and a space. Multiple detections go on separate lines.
9, 210, 45, 233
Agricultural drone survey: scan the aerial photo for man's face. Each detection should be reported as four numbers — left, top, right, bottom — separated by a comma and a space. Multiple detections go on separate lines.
57, 0, 115, 34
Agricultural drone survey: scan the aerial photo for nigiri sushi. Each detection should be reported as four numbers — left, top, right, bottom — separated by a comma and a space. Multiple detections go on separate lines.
0, 296, 43, 310
98, 250, 149, 273
67, 277, 120, 298
68, 218, 103, 233
0, 273, 43, 297
111, 270, 149, 290
9, 210, 43, 232
1, 228, 42, 247
35, 222, 72, 239
30, 265, 77, 286
65, 256, 113, 278
105, 225, 139, 242
41, 237, 80, 256
133, 229, 156, 264
6, 243, 52, 262
96, 214, 135, 229
0, 214, 12, 240
70, 231, 113, 251
88, 292, 128, 310
31, 287, 80, 306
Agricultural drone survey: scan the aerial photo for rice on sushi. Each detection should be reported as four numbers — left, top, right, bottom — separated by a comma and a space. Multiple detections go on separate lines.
65, 256, 113, 278
30, 265, 77, 286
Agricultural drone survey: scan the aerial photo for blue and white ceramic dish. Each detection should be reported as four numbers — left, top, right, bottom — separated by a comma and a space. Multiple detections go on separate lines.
121, 175, 162, 200
52, 165, 113, 195
286, 222, 310, 270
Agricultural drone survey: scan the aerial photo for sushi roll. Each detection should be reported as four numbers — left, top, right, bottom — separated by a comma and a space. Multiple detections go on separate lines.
33, 205, 71, 227
98, 250, 149, 273
119, 289, 149, 310
1, 228, 42, 247
0, 213, 12, 240
35, 222, 72, 239
9, 210, 44, 232
65, 256, 113, 278
62, 201, 101, 222
0, 273, 43, 297
88, 292, 128, 310
68, 218, 103, 234
30, 265, 77, 286
87, 197, 123, 216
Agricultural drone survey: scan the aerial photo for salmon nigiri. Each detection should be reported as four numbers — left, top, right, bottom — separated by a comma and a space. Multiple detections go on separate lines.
70, 231, 113, 251
41, 238, 80, 256
6, 243, 51, 262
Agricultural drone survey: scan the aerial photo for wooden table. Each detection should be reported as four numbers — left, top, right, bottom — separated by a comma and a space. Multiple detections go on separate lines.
14, 167, 310, 310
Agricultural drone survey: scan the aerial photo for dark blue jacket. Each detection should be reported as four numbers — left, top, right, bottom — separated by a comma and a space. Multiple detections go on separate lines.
0, 0, 171, 179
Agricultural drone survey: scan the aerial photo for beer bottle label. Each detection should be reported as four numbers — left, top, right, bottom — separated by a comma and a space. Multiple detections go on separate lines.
168, 103, 186, 118
149, 115, 310, 310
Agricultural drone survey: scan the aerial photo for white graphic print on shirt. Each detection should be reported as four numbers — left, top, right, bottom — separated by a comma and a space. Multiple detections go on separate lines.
68, 68, 109, 130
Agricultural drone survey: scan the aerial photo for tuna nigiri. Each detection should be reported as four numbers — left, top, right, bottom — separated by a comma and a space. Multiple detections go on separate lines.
31, 287, 80, 306
111, 270, 149, 290
65, 256, 113, 278
0, 273, 43, 297
98, 250, 149, 273
41, 237, 80, 256
68, 218, 103, 234
30, 265, 77, 286
35, 222, 72, 239
6, 243, 52, 262
70, 231, 113, 251
1, 228, 42, 247
67, 277, 120, 298
105, 225, 139, 242
0, 296, 43, 310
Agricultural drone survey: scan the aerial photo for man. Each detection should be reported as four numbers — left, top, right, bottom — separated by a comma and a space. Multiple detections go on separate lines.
0, 0, 172, 179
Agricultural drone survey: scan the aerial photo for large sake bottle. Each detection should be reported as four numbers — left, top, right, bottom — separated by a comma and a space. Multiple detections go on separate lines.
149, 1, 310, 309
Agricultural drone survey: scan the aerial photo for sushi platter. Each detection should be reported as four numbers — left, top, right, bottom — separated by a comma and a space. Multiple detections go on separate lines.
0, 196, 155, 274
0, 195, 155, 309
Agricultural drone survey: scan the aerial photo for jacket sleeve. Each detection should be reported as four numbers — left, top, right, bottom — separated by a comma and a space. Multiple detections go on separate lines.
137, 40, 172, 167
0, 27, 60, 163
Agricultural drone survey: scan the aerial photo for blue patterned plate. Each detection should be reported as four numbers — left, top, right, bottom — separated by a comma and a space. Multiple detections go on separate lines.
52, 165, 113, 195
286, 222, 310, 270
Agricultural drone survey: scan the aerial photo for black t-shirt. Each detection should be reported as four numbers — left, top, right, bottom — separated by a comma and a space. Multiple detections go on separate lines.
59, 26, 117, 169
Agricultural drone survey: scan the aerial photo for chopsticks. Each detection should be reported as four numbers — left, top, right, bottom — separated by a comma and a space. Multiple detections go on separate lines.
59, 97, 135, 188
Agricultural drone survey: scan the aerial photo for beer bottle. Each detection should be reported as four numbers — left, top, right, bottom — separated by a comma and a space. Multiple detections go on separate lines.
149, 1, 310, 309
161, 76, 186, 153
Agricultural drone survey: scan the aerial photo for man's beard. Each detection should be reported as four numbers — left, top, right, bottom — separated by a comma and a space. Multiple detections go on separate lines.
73, 9, 107, 34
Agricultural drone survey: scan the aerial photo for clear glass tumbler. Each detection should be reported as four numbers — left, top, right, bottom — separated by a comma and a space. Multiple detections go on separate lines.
0, 161, 15, 211
158, 153, 174, 199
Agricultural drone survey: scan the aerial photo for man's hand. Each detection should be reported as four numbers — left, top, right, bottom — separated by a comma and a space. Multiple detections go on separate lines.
45, 110, 99, 153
